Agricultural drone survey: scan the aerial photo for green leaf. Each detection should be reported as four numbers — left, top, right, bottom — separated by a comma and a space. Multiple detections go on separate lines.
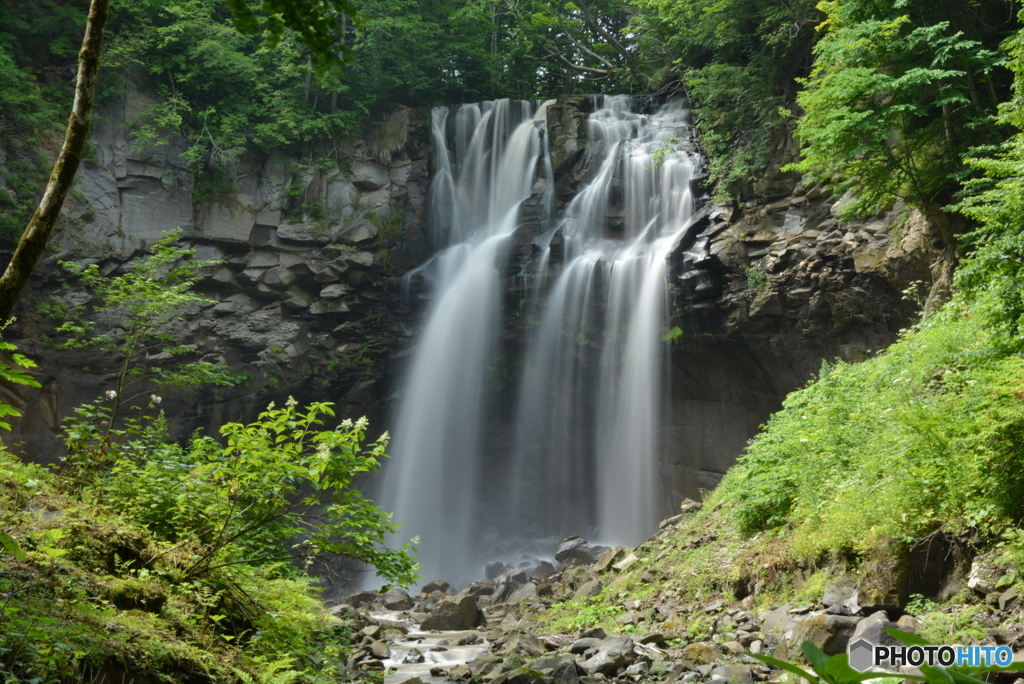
746, 652, 819, 683
0, 532, 27, 561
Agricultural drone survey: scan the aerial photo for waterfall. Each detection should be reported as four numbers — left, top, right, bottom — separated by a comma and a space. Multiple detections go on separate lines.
378, 96, 698, 587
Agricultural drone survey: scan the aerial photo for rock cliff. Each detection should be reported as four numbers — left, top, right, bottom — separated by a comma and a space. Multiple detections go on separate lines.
2, 87, 432, 461
3, 93, 952, 526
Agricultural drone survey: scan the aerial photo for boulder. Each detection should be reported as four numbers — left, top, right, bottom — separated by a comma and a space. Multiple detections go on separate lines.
281, 291, 313, 311
468, 655, 504, 678
711, 665, 753, 684
850, 610, 900, 647
422, 580, 451, 594
278, 221, 328, 243
365, 615, 409, 633
508, 582, 538, 603
500, 667, 549, 684
637, 632, 667, 647
999, 587, 1021, 612
338, 219, 379, 244
822, 582, 857, 608
447, 664, 473, 681
347, 590, 378, 609
382, 586, 415, 611
968, 559, 1003, 596
505, 568, 529, 584
581, 636, 634, 675
531, 561, 558, 580
486, 561, 506, 579
415, 589, 448, 610
591, 547, 629, 574
555, 536, 595, 565
351, 162, 390, 191
504, 632, 547, 658
761, 604, 793, 644
320, 283, 352, 299
310, 298, 351, 315
613, 554, 640, 573
420, 594, 478, 630
260, 266, 296, 290
368, 640, 390, 659
461, 581, 496, 598
680, 642, 721, 666
530, 654, 580, 684
790, 613, 861, 656
570, 638, 600, 654
574, 580, 601, 600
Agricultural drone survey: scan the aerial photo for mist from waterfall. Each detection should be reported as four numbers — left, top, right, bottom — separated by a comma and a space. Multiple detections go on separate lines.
378, 95, 698, 587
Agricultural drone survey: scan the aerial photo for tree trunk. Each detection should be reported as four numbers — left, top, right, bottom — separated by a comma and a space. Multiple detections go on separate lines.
0, 0, 110, 325
304, 58, 313, 104
922, 203, 959, 315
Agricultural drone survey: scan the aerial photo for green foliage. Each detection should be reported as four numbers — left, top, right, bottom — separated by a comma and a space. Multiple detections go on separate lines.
750, 639, 915, 684
0, 448, 358, 682
917, 605, 990, 645
662, 325, 683, 344
56, 230, 231, 428
223, 0, 357, 76
0, 325, 42, 430
630, 0, 820, 193
905, 593, 938, 616
789, 11, 1005, 216
722, 298, 1024, 559
99, 398, 419, 587
0, 43, 49, 134
955, 16, 1024, 349
684, 63, 792, 197
650, 137, 683, 167
744, 267, 767, 294
542, 596, 624, 632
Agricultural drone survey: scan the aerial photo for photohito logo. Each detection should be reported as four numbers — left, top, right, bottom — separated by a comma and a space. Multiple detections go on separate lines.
848, 639, 1013, 672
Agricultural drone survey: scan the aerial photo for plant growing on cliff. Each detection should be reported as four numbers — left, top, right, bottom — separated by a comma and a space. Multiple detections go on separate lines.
743, 267, 767, 295
55, 229, 231, 429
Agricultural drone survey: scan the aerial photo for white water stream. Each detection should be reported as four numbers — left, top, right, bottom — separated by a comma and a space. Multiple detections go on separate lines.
377, 96, 698, 587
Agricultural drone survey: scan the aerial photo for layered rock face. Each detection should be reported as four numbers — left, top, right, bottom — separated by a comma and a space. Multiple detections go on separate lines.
3, 90, 431, 461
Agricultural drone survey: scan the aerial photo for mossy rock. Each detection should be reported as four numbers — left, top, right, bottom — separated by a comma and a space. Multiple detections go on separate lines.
108, 576, 167, 612
857, 543, 908, 606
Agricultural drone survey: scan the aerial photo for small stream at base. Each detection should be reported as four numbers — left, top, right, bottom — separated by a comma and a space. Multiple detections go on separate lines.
368, 612, 491, 684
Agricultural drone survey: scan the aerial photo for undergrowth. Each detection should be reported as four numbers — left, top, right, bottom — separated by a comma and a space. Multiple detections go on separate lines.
0, 398, 413, 683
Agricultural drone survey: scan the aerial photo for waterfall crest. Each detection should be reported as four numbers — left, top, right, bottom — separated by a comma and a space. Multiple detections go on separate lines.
379, 96, 698, 586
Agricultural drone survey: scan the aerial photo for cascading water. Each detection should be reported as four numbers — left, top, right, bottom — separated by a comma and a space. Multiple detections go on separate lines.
377, 95, 699, 586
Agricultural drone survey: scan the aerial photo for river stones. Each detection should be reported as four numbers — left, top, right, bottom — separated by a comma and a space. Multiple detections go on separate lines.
422, 580, 451, 594
420, 594, 479, 630
554, 536, 595, 565
580, 635, 634, 675
347, 589, 378, 608
383, 586, 415, 610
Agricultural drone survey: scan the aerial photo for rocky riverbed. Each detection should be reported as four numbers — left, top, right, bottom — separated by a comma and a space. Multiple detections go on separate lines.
337, 506, 1024, 684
